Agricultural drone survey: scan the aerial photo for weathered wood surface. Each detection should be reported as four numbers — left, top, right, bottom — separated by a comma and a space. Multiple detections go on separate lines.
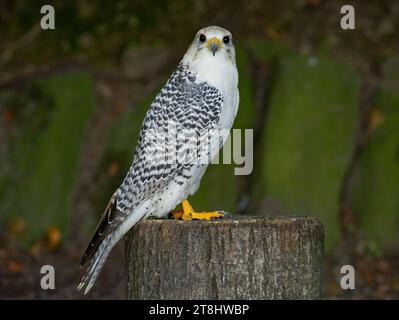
125, 216, 324, 299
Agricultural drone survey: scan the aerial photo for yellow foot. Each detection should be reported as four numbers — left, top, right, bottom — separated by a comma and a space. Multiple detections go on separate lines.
186, 210, 225, 220
169, 200, 225, 221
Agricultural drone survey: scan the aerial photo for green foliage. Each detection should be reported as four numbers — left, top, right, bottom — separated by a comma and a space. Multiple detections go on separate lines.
253, 43, 360, 249
0, 73, 95, 245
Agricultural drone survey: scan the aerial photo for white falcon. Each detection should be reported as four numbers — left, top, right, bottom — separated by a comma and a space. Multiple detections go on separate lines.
78, 26, 239, 294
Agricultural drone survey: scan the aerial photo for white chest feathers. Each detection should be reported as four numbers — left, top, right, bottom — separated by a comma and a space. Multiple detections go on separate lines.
185, 54, 239, 130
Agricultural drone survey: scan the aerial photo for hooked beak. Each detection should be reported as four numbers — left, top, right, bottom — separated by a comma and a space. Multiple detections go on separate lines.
207, 37, 221, 56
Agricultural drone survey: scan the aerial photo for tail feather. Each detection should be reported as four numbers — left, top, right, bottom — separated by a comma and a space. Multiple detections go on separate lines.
78, 235, 114, 294
77, 201, 148, 294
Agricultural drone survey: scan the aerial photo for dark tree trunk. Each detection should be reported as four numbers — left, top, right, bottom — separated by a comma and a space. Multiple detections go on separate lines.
125, 216, 324, 299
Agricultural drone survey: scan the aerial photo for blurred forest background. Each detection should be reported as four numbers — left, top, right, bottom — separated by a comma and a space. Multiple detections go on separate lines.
0, 0, 399, 299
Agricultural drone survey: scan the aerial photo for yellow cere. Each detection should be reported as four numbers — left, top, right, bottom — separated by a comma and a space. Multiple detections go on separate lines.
206, 37, 222, 47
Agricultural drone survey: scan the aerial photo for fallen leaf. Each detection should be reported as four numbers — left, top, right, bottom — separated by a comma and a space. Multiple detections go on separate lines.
46, 226, 62, 250
7, 260, 23, 273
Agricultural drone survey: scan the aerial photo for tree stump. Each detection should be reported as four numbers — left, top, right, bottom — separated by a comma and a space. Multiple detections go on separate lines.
125, 216, 324, 299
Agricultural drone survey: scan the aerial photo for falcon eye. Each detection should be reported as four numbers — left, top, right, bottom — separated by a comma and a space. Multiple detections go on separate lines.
199, 34, 206, 43
223, 36, 230, 44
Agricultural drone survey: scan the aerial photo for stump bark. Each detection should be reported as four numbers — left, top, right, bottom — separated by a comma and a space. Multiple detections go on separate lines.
125, 216, 324, 299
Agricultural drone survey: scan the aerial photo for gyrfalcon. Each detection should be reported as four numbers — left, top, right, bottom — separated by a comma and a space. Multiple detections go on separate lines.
78, 25, 239, 294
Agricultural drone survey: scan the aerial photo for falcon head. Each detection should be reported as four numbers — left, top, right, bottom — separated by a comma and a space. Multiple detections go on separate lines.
184, 26, 236, 64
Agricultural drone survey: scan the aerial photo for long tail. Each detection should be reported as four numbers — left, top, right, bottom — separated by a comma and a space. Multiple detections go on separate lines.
77, 198, 147, 294
77, 234, 116, 294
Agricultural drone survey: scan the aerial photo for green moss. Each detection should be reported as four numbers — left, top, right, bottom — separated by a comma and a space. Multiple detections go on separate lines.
0, 73, 95, 245
350, 64, 399, 245
233, 45, 256, 130
253, 44, 360, 249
